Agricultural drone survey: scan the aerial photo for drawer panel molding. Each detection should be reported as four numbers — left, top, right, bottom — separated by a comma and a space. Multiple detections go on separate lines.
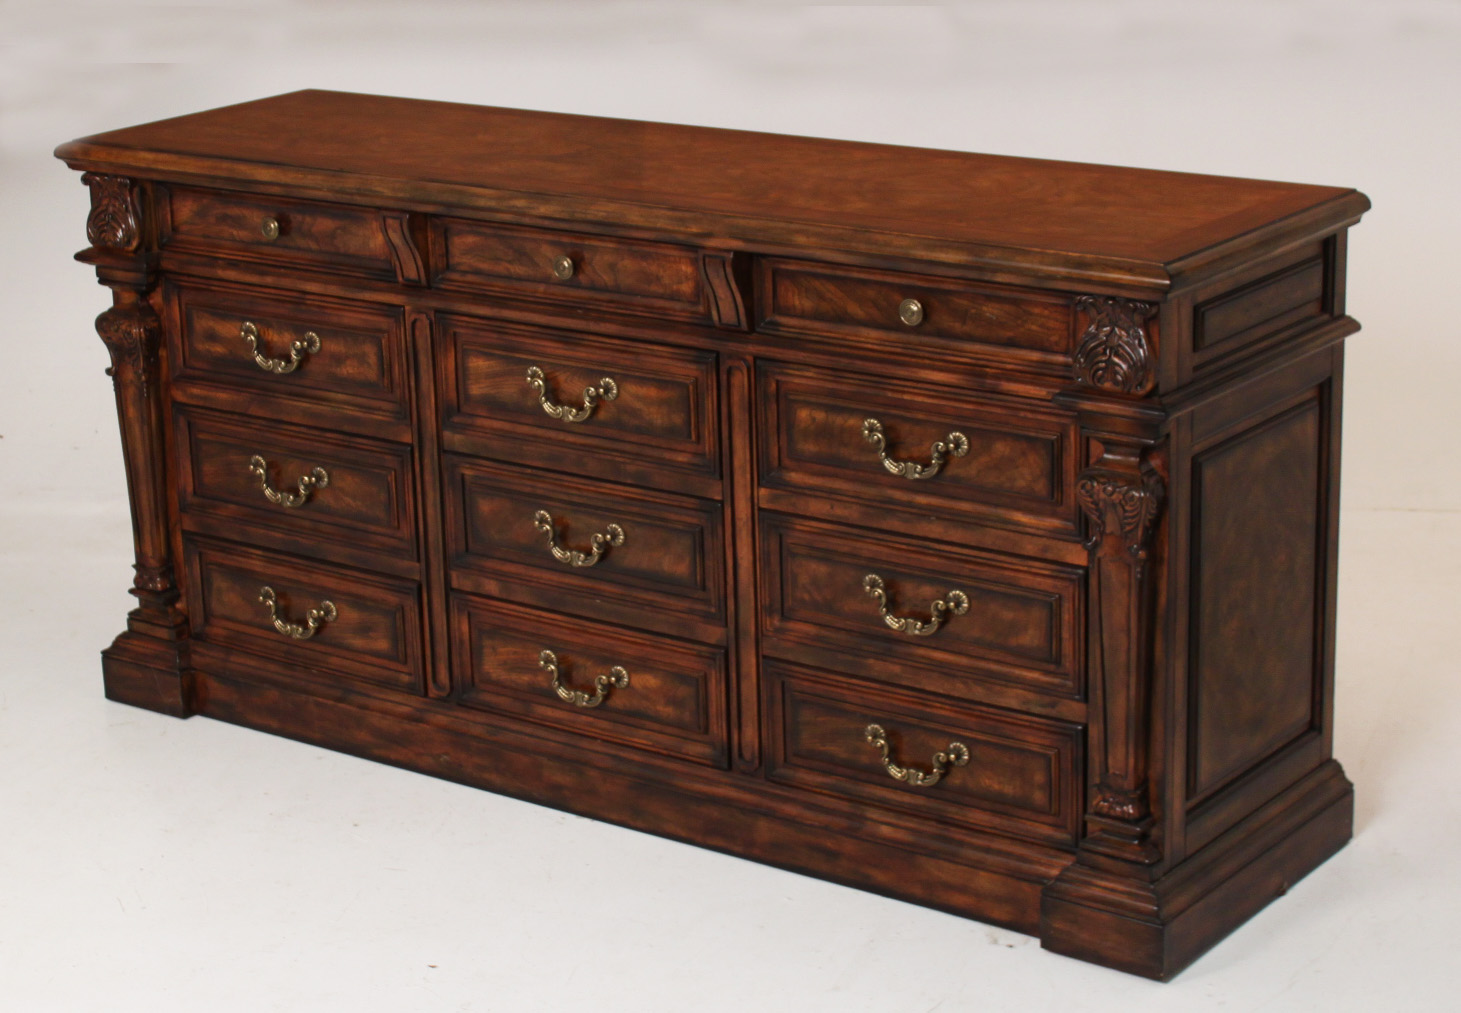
761, 512, 1084, 700
166, 185, 397, 277
171, 282, 409, 425
184, 537, 424, 693
433, 217, 709, 322
175, 405, 417, 559
758, 361, 1079, 536
756, 256, 1075, 363
452, 595, 729, 767
440, 314, 720, 494
766, 660, 1084, 846
445, 456, 725, 634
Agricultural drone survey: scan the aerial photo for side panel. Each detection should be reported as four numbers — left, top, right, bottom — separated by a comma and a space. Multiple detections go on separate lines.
1177, 347, 1341, 852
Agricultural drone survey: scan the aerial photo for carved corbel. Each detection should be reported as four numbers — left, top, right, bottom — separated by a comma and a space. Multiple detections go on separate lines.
700, 250, 751, 330
381, 210, 429, 285
1077, 445, 1165, 864
1073, 296, 1157, 395
83, 172, 143, 252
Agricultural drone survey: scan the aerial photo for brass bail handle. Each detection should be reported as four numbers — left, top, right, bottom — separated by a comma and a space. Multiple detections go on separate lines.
248, 455, 329, 508
861, 417, 969, 480
864, 723, 969, 787
862, 573, 968, 636
241, 320, 321, 374
533, 510, 625, 567
539, 649, 629, 708
525, 365, 618, 423
258, 586, 337, 640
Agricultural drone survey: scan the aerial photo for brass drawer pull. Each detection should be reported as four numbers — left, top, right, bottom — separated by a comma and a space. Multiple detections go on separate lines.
862, 573, 968, 636
898, 297, 924, 327
260, 216, 281, 241
861, 418, 969, 480
533, 510, 625, 567
540, 649, 629, 708
241, 321, 320, 374
525, 365, 618, 423
258, 585, 336, 639
864, 724, 968, 787
551, 254, 576, 280
247, 455, 329, 508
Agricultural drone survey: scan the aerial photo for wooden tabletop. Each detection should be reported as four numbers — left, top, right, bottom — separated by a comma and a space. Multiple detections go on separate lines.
56, 89, 1367, 293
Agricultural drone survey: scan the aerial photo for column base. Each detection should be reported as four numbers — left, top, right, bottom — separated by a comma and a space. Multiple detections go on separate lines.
1040, 760, 1353, 980
101, 630, 195, 718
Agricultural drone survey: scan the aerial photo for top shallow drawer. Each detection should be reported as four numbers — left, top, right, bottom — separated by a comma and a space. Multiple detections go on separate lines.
756, 257, 1075, 366
432, 217, 709, 323
165, 186, 397, 277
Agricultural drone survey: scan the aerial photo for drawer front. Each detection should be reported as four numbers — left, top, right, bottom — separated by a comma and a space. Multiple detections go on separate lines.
445, 456, 725, 634
184, 538, 423, 692
761, 513, 1083, 700
166, 186, 396, 275
767, 661, 1083, 845
175, 406, 416, 558
759, 361, 1079, 536
433, 217, 707, 319
439, 314, 719, 492
756, 257, 1073, 360
453, 595, 729, 767
172, 283, 408, 422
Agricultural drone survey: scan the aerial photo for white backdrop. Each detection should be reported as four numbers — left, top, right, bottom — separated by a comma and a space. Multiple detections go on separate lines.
3, 2, 1458, 1009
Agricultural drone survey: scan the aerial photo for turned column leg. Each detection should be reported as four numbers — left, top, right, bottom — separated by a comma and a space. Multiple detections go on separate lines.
81, 173, 193, 716
1040, 429, 1176, 975
1076, 445, 1164, 864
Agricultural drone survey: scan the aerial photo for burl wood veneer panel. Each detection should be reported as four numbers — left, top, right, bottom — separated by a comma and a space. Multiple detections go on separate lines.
1188, 396, 1326, 803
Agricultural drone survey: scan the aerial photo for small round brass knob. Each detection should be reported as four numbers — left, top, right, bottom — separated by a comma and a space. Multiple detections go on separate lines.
898, 298, 924, 327
552, 254, 575, 281
260, 217, 281, 241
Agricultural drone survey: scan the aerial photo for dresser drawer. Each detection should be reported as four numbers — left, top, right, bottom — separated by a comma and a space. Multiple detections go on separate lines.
756, 257, 1073, 361
760, 513, 1083, 701
184, 538, 424, 692
433, 217, 708, 321
758, 361, 1079, 536
444, 456, 725, 638
438, 314, 719, 494
175, 406, 416, 559
452, 594, 729, 767
766, 661, 1083, 846
171, 283, 409, 425
166, 185, 396, 276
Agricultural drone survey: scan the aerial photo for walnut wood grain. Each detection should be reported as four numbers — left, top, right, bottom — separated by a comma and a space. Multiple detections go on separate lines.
174, 404, 417, 559
170, 280, 410, 427
185, 536, 423, 692
757, 360, 1079, 537
60, 93, 1367, 981
167, 184, 396, 276
444, 455, 725, 637
757, 256, 1074, 359
766, 660, 1084, 846
452, 593, 729, 767
437, 312, 720, 496
56, 90, 1368, 293
760, 512, 1084, 702
433, 216, 708, 320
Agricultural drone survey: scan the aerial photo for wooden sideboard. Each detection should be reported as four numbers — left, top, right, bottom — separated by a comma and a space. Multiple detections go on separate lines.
56, 90, 1367, 979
